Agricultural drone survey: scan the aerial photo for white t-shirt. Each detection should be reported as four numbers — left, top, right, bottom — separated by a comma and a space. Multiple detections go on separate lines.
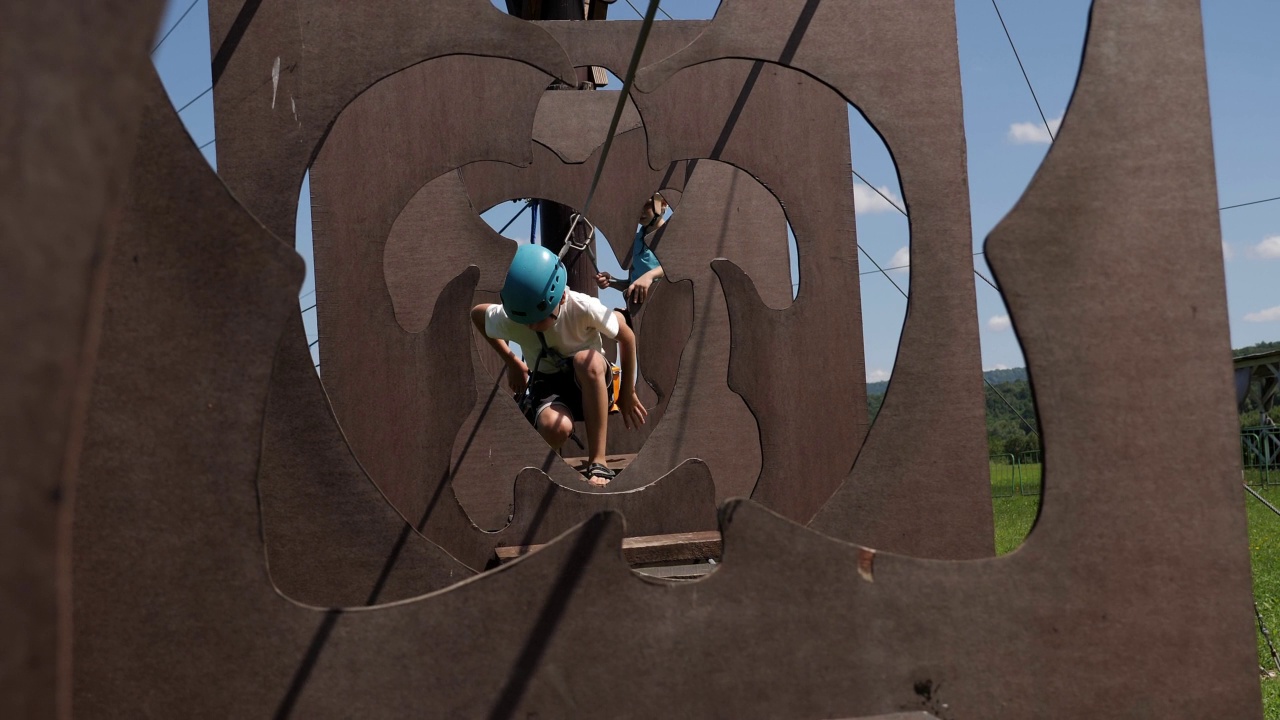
485, 290, 620, 374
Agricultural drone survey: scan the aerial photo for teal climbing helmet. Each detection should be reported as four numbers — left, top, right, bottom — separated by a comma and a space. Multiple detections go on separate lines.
501, 244, 567, 324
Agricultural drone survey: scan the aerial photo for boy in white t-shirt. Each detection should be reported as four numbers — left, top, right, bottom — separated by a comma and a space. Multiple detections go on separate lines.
471, 244, 647, 486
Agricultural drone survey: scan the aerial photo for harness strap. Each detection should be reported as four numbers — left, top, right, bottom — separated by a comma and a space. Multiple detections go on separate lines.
530, 331, 571, 386
522, 331, 622, 416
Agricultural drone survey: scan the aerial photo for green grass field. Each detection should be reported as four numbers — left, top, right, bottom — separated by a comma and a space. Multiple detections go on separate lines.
990, 466, 1280, 717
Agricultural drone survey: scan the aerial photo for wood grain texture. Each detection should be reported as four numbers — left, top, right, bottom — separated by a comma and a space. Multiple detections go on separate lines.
209, 0, 575, 239
0, 5, 164, 715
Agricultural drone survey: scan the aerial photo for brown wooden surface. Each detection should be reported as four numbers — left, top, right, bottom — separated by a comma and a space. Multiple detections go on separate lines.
787, 0, 994, 556
209, 0, 576, 240
637, 16, 990, 543
258, 316, 476, 607
1, 5, 165, 716
629, 51, 873, 525
640, 13, 991, 547
532, 90, 643, 164
33, 1, 1263, 717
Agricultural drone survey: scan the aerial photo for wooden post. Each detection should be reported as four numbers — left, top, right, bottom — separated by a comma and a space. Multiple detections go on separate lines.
517, 0, 602, 297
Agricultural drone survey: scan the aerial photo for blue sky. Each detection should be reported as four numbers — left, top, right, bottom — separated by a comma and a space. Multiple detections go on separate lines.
152, 0, 1279, 379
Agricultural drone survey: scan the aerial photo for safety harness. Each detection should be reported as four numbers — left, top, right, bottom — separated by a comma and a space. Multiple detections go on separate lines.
517, 330, 620, 419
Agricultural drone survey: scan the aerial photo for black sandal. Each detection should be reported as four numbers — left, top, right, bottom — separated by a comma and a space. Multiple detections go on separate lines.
582, 462, 617, 487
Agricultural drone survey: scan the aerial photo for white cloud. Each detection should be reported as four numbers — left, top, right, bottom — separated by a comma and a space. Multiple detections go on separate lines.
853, 183, 905, 215
866, 368, 891, 383
1244, 306, 1280, 323
887, 246, 910, 274
1248, 235, 1280, 260
1222, 241, 1234, 260
988, 315, 1012, 332
984, 364, 1011, 371
1007, 116, 1063, 145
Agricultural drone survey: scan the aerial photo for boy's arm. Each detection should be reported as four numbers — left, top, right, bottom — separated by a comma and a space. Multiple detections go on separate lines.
611, 310, 647, 428
637, 265, 665, 283
471, 304, 529, 394
625, 265, 664, 304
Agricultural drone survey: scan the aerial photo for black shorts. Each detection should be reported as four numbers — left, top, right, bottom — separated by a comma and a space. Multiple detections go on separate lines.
518, 365, 616, 427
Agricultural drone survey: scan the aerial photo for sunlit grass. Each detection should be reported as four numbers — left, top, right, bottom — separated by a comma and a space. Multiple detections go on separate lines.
1246, 485, 1280, 719
991, 462, 1040, 555
990, 470, 1280, 715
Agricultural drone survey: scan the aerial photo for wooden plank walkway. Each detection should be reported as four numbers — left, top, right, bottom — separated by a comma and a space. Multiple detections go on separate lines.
494, 530, 722, 570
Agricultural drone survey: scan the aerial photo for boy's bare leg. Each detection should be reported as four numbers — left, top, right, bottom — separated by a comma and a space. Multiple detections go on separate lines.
534, 404, 574, 450
573, 350, 609, 469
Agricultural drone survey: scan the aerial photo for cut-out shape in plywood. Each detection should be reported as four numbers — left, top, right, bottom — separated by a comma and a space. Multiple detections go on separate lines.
633, 57, 868, 524
350, 65, 789, 524
535, 20, 876, 525
62, 2, 1262, 717
532, 89, 643, 163
635, 0, 991, 552
613, 160, 791, 496
301, 58, 613, 514
461, 129, 680, 286
306, 62, 718, 549
1, 2, 166, 715
258, 316, 476, 607
380, 168, 670, 484
207, 0, 576, 239
302, 77, 717, 567
537, 18, 708, 80
462, 147, 792, 501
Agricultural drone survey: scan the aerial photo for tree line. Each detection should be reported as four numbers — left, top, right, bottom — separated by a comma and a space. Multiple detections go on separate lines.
866, 339, 1279, 456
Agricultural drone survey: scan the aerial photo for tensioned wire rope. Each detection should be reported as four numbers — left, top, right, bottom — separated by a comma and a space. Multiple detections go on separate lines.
623, 0, 674, 22
154, 6, 1275, 212
857, 231, 1041, 440
151, 0, 201, 56
149, 0, 1269, 211
972, 5, 1280, 457
579, 0, 661, 219
547, 0, 663, 271
1221, 195, 1280, 211
846, 164, 1039, 434
991, 0, 1055, 142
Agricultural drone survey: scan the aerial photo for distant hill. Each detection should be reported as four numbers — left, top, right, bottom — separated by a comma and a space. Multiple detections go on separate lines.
1234, 340, 1280, 358
866, 366, 1027, 397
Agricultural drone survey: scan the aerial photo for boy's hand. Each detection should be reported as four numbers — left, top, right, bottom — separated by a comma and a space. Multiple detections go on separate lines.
617, 390, 648, 429
626, 275, 653, 305
594, 272, 615, 290
506, 357, 529, 395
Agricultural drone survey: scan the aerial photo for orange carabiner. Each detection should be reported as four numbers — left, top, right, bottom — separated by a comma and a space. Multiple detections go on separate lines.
608, 364, 622, 413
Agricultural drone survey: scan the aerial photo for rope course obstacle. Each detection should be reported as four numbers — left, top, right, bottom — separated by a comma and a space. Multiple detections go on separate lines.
2, 0, 1265, 717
